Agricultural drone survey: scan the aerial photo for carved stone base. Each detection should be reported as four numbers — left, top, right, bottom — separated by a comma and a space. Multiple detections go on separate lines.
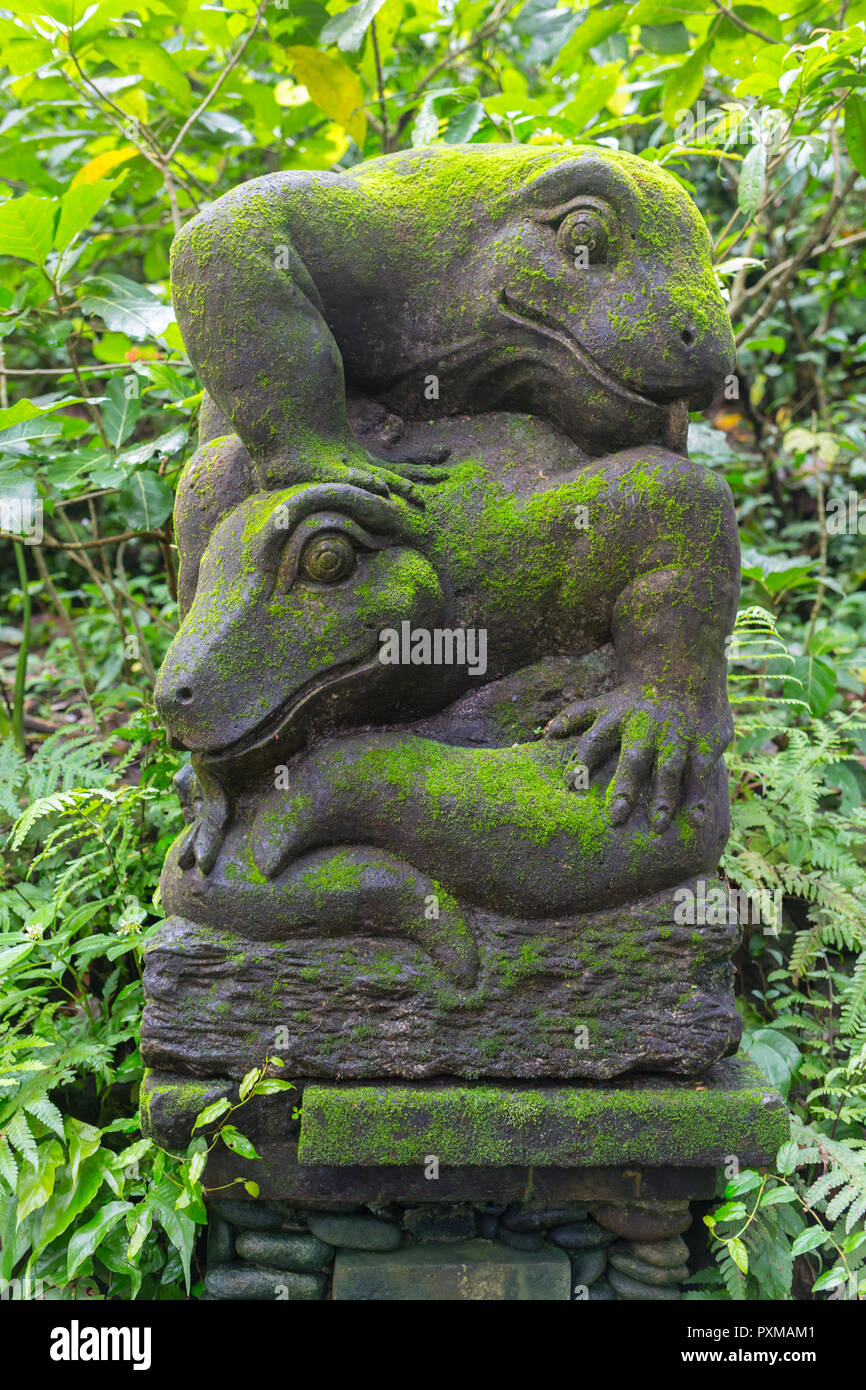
141, 877, 741, 1082
142, 1058, 789, 1301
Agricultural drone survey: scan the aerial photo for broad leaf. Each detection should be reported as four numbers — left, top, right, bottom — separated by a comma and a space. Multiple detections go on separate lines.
320, 0, 387, 53
67, 1199, 133, 1279
0, 194, 57, 267
80, 274, 173, 340
117, 470, 174, 530
285, 46, 366, 146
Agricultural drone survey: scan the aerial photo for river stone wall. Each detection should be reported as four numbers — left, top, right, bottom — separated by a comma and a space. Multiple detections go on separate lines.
203, 1195, 696, 1301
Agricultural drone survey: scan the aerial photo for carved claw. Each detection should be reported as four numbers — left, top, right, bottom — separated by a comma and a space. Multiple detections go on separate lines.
176, 759, 234, 875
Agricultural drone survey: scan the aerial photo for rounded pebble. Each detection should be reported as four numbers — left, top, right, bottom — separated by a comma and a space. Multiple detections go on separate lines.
307, 1212, 401, 1251
234, 1231, 334, 1272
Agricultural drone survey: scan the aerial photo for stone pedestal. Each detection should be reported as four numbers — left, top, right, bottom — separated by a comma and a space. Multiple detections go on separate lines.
142, 1055, 788, 1301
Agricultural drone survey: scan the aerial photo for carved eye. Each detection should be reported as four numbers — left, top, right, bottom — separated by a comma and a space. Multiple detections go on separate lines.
298, 531, 356, 584
557, 208, 609, 265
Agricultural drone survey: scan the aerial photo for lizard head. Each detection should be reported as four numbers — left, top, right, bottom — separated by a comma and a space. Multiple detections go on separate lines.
363, 145, 734, 455
491, 145, 735, 451
154, 483, 444, 773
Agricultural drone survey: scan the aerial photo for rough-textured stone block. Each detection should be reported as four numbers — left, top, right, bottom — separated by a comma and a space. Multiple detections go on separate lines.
296, 1057, 790, 1167
142, 886, 740, 1082
332, 1239, 570, 1301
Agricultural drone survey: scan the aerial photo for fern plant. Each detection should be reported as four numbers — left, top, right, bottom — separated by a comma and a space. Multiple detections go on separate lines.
690, 607, 866, 1299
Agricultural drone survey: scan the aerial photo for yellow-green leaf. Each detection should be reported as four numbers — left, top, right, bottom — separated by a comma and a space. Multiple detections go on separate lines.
70, 146, 139, 189
844, 96, 866, 178
284, 45, 366, 146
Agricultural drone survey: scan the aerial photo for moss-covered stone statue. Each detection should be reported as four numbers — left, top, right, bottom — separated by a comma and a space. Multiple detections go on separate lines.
143, 144, 743, 1082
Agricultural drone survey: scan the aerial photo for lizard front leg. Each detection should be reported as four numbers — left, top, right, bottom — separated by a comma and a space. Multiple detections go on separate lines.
548, 449, 739, 831
171, 177, 428, 507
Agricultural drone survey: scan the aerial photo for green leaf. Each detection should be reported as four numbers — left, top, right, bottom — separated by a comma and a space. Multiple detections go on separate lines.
725, 1169, 763, 1197
67, 1199, 132, 1279
561, 67, 621, 132
0, 1136, 19, 1188
80, 274, 173, 341
783, 655, 836, 717
6, 1112, 37, 1168
791, 1224, 830, 1256
745, 1030, 801, 1096
641, 22, 690, 53
444, 101, 485, 144
411, 95, 439, 147
554, 7, 628, 70
220, 1126, 260, 1160
110, 1138, 152, 1171
102, 375, 142, 448
843, 96, 866, 177
238, 1068, 260, 1102
53, 180, 116, 253
812, 1265, 847, 1292
187, 1149, 207, 1185
743, 335, 785, 353
0, 194, 57, 267
776, 1140, 800, 1176
126, 1204, 153, 1261
118, 425, 188, 467
760, 1185, 799, 1206
250, 1079, 294, 1096
320, 0, 387, 52
740, 546, 816, 595
714, 1200, 748, 1223
152, 1183, 197, 1290
243, 1180, 260, 1197
738, 143, 767, 218
34, 1150, 109, 1255
0, 942, 35, 977
22, 1095, 64, 1139
662, 43, 709, 131
65, 1117, 101, 1184
192, 1098, 232, 1131
117, 470, 174, 530
16, 1140, 63, 1222
95, 39, 191, 110
728, 1236, 749, 1274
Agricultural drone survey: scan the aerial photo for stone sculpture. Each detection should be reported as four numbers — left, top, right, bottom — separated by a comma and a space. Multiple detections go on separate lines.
143, 144, 743, 1084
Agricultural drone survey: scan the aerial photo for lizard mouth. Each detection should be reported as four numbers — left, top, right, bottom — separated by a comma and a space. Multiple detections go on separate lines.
198, 646, 383, 768
497, 290, 672, 413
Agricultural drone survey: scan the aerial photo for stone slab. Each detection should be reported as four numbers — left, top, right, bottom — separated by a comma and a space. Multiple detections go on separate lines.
297, 1056, 789, 1168
202, 1147, 718, 1204
331, 1239, 570, 1301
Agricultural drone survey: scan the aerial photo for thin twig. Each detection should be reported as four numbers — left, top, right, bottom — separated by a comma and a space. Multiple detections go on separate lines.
709, 0, 779, 43
165, 0, 268, 161
0, 528, 165, 551
370, 18, 390, 155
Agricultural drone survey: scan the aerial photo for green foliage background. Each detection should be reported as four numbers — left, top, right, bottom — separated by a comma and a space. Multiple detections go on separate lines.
0, 0, 865, 1300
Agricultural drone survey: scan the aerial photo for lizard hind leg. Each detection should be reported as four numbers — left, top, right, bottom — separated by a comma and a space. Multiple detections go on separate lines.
271, 845, 479, 990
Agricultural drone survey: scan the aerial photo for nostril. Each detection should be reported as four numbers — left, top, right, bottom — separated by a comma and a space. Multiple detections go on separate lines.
176, 686, 193, 705
681, 328, 696, 347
